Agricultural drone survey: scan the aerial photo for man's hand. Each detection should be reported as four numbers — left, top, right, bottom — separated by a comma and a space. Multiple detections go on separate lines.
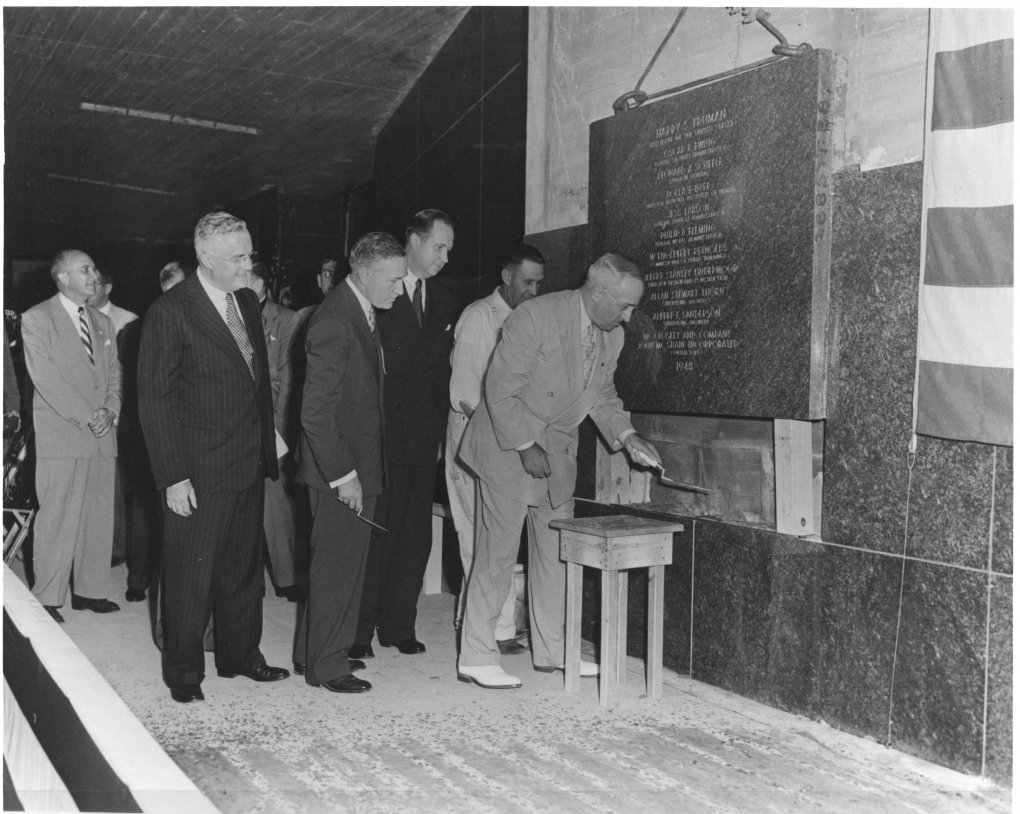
89, 407, 116, 438
166, 480, 198, 517
336, 476, 363, 514
623, 434, 663, 470
519, 443, 551, 479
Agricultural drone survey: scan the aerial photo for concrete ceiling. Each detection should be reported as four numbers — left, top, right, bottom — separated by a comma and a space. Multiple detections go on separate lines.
4, 6, 469, 256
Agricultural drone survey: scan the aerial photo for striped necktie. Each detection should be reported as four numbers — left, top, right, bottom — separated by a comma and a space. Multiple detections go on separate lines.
78, 306, 94, 365
225, 292, 256, 379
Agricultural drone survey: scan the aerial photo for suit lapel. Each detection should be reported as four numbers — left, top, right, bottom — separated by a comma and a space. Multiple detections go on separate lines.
338, 284, 379, 379
185, 274, 254, 382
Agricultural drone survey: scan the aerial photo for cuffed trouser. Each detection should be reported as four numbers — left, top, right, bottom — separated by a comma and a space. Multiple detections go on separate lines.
32, 456, 115, 606
458, 478, 572, 669
160, 473, 267, 687
445, 411, 516, 639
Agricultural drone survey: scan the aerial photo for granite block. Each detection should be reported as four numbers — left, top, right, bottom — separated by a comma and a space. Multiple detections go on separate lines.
889, 561, 986, 775
984, 574, 1012, 784
810, 545, 902, 743
822, 162, 923, 553
523, 224, 590, 294
906, 434, 996, 570
992, 445, 1012, 576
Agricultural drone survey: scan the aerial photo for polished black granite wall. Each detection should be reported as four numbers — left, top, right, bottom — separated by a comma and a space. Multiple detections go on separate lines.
372, 7, 528, 309
564, 162, 1011, 784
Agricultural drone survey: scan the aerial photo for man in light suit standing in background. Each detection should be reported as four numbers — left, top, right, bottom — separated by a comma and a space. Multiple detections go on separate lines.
21, 250, 123, 623
457, 252, 662, 689
294, 232, 406, 694
138, 211, 289, 704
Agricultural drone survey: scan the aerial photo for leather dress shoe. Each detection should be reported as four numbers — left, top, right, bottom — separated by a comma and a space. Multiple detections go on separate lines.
217, 665, 290, 682
71, 594, 120, 613
457, 665, 522, 689
498, 638, 528, 655
311, 674, 372, 693
348, 643, 375, 660
379, 638, 426, 655
43, 605, 64, 623
534, 660, 599, 677
125, 587, 146, 602
274, 584, 305, 602
294, 659, 365, 675
170, 684, 205, 703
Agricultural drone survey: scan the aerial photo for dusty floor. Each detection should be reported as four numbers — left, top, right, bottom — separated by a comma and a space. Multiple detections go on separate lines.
20, 563, 1012, 814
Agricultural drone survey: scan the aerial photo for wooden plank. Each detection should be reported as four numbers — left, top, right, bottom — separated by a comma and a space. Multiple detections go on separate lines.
594, 434, 649, 505
615, 571, 628, 689
648, 565, 665, 699
599, 569, 619, 709
564, 563, 582, 695
774, 418, 816, 535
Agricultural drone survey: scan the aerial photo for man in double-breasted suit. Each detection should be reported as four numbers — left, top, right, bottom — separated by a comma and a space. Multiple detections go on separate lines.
21, 250, 123, 623
353, 209, 457, 658
138, 211, 289, 704
457, 253, 663, 689
294, 232, 406, 693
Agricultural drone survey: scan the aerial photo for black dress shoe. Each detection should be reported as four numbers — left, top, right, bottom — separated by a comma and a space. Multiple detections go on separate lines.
312, 674, 372, 693
379, 638, 426, 655
43, 605, 64, 623
274, 584, 305, 602
125, 587, 146, 602
348, 643, 375, 660
294, 659, 365, 676
498, 638, 528, 655
71, 594, 120, 613
217, 665, 290, 682
170, 684, 205, 703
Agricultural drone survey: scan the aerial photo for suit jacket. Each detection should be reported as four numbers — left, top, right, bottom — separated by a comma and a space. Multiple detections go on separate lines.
260, 299, 298, 441
376, 276, 456, 465
21, 295, 122, 460
460, 289, 633, 508
297, 281, 384, 497
137, 272, 278, 493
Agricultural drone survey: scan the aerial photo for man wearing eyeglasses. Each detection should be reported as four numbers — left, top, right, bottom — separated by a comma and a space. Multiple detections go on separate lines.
457, 253, 663, 689
138, 211, 289, 705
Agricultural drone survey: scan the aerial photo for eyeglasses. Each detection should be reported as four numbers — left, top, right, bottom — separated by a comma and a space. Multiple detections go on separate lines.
204, 250, 258, 266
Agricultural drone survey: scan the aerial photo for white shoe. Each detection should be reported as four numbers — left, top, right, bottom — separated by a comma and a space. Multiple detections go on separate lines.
534, 660, 599, 677
457, 665, 522, 689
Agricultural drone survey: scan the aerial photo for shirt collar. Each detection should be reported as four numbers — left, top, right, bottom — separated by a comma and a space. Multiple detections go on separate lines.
57, 292, 87, 322
196, 267, 230, 303
579, 290, 592, 332
345, 276, 374, 324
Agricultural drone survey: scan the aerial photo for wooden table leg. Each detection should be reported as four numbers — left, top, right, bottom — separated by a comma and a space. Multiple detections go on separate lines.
648, 565, 665, 700
600, 569, 620, 709
616, 570, 628, 689
564, 561, 582, 694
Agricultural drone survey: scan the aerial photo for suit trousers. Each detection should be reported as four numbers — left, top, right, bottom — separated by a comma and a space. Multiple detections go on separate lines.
32, 456, 115, 606
294, 491, 376, 683
356, 462, 434, 644
262, 465, 296, 587
445, 411, 516, 639
160, 473, 267, 687
459, 479, 572, 669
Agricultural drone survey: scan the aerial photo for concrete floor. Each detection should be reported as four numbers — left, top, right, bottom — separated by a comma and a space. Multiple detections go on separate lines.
21, 563, 1012, 814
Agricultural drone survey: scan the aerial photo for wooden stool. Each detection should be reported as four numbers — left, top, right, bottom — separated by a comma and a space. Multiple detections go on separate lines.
551, 515, 683, 709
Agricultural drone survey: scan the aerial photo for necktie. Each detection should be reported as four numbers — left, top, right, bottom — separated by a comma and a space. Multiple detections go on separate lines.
582, 324, 598, 387
78, 306, 94, 365
412, 278, 423, 327
367, 306, 376, 334
225, 292, 256, 379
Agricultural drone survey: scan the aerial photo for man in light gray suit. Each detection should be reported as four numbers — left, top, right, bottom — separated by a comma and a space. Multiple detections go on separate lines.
21, 250, 123, 623
457, 252, 662, 689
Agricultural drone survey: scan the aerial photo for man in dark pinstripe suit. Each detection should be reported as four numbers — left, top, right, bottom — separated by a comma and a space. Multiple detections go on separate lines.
138, 211, 289, 704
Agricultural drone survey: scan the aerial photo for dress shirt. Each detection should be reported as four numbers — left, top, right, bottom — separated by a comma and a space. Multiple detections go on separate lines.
56, 292, 119, 423
401, 269, 425, 311
97, 301, 139, 335
327, 277, 375, 490
196, 268, 238, 325
449, 287, 511, 414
